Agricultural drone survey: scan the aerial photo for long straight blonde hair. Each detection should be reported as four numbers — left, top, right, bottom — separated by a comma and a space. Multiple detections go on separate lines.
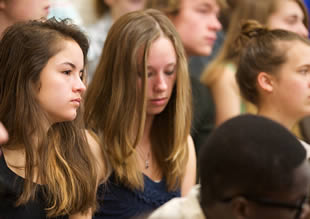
0, 19, 97, 217
85, 9, 192, 191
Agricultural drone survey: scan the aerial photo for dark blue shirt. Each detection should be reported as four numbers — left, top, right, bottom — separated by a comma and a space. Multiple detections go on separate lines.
93, 173, 180, 219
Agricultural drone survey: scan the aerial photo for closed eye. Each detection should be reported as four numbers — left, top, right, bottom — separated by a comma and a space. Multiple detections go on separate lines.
165, 70, 175, 75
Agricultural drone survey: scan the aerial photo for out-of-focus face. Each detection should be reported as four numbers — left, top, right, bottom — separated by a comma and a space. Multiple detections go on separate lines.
171, 0, 222, 57
267, 0, 308, 38
0, 0, 50, 22
105, 0, 146, 20
206, 159, 310, 219
37, 40, 86, 124
268, 41, 310, 121
246, 160, 310, 219
144, 36, 177, 116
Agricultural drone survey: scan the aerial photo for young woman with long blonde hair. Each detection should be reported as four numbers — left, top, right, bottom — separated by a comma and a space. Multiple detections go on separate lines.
85, 9, 196, 219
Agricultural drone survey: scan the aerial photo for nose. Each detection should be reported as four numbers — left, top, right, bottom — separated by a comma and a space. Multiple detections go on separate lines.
73, 76, 86, 93
154, 73, 168, 92
209, 14, 222, 32
297, 23, 309, 38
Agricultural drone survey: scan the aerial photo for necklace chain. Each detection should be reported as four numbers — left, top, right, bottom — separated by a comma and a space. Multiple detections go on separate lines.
137, 147, 151, 169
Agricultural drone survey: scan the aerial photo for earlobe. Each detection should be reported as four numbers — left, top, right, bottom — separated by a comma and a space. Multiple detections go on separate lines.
257, 72, 274, 92
0, 0, 6, 10
103, 0, 113, 7
231, 197, 251, 219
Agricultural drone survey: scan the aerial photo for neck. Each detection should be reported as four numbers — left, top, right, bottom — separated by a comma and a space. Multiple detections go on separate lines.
258, 103, 297, 130
138, 115, 154, 150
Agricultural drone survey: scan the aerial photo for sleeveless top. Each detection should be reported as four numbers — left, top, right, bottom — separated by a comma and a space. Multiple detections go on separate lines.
93, 173, 181, 219
0, 154, 68, 219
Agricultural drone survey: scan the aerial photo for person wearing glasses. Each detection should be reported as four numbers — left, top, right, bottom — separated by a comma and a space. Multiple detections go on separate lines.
148, 114, 310, 219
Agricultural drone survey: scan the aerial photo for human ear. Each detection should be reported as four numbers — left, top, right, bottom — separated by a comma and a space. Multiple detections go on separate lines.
257, 72, 274, 92
231, 197, 251, 219
103, 0, 113, 7
0, 0, 6, 10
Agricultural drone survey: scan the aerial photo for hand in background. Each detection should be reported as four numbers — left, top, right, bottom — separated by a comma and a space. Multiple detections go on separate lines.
0, 123, 8, 145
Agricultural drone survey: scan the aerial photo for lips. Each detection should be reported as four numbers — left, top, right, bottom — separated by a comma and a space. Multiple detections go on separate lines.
205, 37, 216, 45
149, 98, 168, 106
71, 98, 81, 105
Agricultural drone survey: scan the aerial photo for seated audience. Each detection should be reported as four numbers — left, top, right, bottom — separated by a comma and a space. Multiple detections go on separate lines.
149, 114, 310, 219
236, 20, 310, 157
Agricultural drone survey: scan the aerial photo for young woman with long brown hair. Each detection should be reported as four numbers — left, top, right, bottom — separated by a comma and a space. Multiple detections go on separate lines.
0, 18, 105, 219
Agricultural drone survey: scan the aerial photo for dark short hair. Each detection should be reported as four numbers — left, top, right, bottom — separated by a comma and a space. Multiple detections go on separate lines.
199, 114, 306, 207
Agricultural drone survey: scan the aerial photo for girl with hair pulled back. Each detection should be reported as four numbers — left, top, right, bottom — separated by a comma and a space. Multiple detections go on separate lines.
236, 19, 310, 156
201, 0, 309, 126
0, 18, 106, 219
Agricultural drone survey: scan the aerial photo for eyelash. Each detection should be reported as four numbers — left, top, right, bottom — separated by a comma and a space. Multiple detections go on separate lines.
147, 71, 175, 77
62, 70, 84, 80
63, 70, 71, 75
299, 69, 309, 75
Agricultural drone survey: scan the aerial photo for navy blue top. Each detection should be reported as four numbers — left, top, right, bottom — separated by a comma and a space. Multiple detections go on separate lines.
93, 173, 181, 219
0, 154, 68, 219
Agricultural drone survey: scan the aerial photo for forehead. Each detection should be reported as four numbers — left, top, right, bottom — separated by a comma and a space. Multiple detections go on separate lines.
282, 41, 310, 66
181, 0, 220, 11
275, 0, 304, 16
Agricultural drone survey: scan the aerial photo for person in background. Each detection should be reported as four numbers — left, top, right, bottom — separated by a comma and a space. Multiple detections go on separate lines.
0, 123, 8, 145
84, 9, 196, 219
201, 0, 309, 126
0, 0, 50, 38
147, 0, 222, 154
0, 18, 105, 219
236, 20, 310, 157
86, 0, 146, 79
148, 114, 310, 219
48, 0, 83, 25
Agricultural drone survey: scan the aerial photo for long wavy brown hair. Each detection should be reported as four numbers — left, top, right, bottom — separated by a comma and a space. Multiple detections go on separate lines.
0, 19, 97, 217
85, 9, 192, 191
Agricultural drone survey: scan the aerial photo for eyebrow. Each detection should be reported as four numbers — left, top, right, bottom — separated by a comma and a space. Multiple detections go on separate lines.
61, 62, 84, 72
147, 63, 176, 69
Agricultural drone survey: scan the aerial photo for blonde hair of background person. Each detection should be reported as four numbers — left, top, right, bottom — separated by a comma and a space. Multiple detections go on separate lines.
236, 20, 310, 156
0, 0, 50, 38
85, 8, 195, 201
0, 18, 105, 218
201, 0, 309, 126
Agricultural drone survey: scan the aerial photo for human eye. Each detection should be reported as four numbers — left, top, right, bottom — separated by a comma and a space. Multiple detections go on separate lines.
165, 69, 176, 76
298, 68, 310, 75
285, 16, 298, 25
147, 71, 154, 78
79, 70, 84, 80
62, 70, 71, 75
